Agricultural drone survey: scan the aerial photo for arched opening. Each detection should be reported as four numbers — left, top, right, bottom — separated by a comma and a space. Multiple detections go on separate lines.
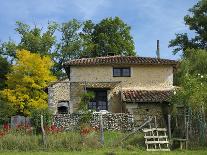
57, 101, 69, 114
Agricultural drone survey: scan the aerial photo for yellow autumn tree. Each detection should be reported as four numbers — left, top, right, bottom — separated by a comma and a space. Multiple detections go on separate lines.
0, 50, 56, 116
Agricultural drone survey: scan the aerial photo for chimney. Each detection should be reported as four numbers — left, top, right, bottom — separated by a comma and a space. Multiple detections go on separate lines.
156, 40, 160, 59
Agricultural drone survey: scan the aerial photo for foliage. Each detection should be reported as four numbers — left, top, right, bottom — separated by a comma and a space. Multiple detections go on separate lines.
80, 17, 136, 57
169, 0, 207, 57
171, 49, 207, 111
0, 56, 10, 90
1, 17, 136, 78
0, 50, 56, 116
0, 98, 16, 123
53, 19, 82, 77
78, 92, 95, 124
30, 109, 53, 132
0, 21, 58, 61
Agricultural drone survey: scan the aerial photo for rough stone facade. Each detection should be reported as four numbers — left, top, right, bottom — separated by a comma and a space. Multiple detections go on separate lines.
53, 113, 134, 131
48, 63, 174, 126
126, 103, 169, 127
69, 81, 122, 113
48, 79, 70, 114
70, 65, 174, 90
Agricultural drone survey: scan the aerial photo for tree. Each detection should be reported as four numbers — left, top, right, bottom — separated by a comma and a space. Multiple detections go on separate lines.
172, 49, 207, 111
80, 17, 136, 57
0, 98, 16, 122
0, 17, 136, 78
0, 56, 10, 90
0, 21, 58, 62
53, 19, 82, 77
0, 50, 56, 116
169, 0, 207, 57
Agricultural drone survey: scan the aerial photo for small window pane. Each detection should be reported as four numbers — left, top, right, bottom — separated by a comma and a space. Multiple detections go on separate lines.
122, 68, 130, 76
113, 68, 121, 76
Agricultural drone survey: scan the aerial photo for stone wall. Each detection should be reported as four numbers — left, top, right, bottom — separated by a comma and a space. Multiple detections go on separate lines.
53, 113, 134, 131
69, 82, 123, 113
48, 79, 70, 114
70, 65, 174, 90
126, 103, 167, 127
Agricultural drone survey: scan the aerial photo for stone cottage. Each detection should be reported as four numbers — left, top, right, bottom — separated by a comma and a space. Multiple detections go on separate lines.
48, 56, 177, 124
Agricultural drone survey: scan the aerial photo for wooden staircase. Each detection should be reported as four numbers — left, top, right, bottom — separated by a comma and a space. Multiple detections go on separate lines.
142, 117, 170, 151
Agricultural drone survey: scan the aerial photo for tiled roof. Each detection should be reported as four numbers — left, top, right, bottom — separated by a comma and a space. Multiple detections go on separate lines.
122, 90, 173, 103
64, 56, 177, 66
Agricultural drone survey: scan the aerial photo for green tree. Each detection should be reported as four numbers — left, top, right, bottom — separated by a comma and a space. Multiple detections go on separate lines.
0, 17, 136, 78
0, 21, 58, 62
53, 19, 82, 77
169, 0, 207, 57
80, 17, 136, 57
0, 50, 56, 116
0, 56, 10, 90
172, 49, 207, 111
0, 98, 16, 122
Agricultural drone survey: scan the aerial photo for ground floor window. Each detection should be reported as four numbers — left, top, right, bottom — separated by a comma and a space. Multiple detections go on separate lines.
87, 89, 108, 111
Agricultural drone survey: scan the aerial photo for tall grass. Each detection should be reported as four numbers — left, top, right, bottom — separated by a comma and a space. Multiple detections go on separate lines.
0, 129, 145, 151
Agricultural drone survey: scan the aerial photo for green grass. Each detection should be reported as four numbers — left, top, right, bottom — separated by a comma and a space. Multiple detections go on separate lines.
0, 150, 207, 155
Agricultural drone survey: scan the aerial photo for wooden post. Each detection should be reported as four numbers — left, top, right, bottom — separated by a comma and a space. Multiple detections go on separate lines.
41, 115, 46, 147
100, 113, 104, 145
168, 114, 171, 140
154, 116, 157, 128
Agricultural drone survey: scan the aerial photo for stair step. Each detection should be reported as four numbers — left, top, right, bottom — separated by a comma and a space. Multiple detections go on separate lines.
143, 128, 167, 132
147, 149, 170, 151
144, 136, 168, 139
145, 141, 169, 144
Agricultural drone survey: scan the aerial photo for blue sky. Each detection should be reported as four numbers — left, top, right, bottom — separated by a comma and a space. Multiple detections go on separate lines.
0, 0, 198, 60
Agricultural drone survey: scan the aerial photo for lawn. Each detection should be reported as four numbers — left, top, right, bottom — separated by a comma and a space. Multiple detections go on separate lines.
1, 150, 207, 155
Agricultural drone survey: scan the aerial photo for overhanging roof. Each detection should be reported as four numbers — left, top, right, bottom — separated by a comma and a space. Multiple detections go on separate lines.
122, 89, 173, 103
64, 56, 178, 67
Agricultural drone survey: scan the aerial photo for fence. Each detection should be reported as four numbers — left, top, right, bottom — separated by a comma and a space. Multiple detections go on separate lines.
170, 108, 207, 148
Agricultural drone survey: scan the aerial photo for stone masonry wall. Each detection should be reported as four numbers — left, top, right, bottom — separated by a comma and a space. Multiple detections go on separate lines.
48, 79, 70, 114
126, 103, 167, 127
53, 113, 134, 131
70, 65, 174, 90
69, 82, 122, 113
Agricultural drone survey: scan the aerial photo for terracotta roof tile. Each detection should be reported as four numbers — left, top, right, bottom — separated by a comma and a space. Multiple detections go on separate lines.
122, 90, 173, 103
64, 56, 177, 66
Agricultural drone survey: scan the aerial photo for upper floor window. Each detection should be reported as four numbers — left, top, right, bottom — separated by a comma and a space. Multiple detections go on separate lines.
113, 67, 131, 77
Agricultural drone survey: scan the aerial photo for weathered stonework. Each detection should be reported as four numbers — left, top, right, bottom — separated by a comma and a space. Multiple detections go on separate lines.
69, 81, 123, 113
48, 61, 175, 124
48, 79, 70, 114
70, 65, 174, 90
53, 113, 134, 131
126, 103, 168, 127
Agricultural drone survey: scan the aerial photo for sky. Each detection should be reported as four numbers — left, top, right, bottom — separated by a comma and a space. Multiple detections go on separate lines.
0, 0, 198, 60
